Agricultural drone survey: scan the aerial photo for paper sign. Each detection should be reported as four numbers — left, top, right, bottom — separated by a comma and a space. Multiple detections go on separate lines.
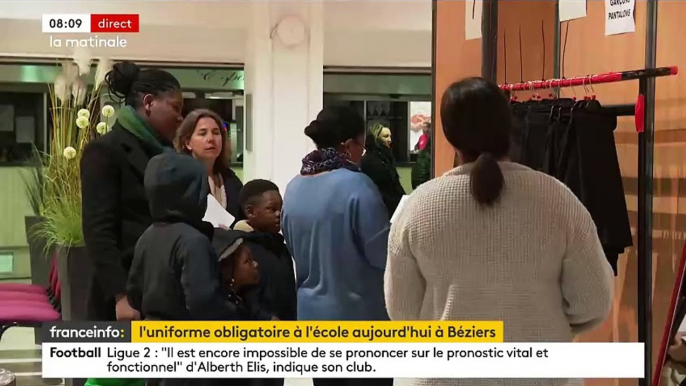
559, 0, 587, 22
390, 195, 410, 224
605, 0, 635, 36
465, 0, 483, 40
203, 194, 235, 229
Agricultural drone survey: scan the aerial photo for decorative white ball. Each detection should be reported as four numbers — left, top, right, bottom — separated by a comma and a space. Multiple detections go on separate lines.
102, 105, 115, 118
75, 116, 90, 129
96, 122, 108, 135
63, 146, 76, 160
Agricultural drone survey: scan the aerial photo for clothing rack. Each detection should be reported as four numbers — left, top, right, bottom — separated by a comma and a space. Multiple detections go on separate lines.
500, 66, 677, 91
499, 66, 679, 386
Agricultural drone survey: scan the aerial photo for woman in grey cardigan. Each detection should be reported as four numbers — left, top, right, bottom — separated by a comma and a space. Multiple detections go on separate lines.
385, 77, 614, 386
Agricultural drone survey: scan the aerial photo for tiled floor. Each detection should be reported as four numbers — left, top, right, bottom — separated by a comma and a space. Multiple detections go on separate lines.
1, 328, 413, 386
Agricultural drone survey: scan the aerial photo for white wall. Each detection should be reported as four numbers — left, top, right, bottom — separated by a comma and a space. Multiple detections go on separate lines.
0, 0, 432, 67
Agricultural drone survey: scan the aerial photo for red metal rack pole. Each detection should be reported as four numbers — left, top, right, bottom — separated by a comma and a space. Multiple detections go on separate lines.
498, 66, 677, 91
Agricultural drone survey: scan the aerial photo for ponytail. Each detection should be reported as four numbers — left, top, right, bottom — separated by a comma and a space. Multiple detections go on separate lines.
469, 153, 504, 206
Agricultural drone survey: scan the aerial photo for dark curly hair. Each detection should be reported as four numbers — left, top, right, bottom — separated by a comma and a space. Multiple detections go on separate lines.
105, 61, 180, 108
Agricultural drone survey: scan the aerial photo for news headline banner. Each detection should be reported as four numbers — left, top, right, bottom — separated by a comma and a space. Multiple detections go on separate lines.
43, 321, 503, 343
42, 322, 644, 379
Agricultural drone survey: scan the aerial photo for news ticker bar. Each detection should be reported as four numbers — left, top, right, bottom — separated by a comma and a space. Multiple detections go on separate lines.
42, 342, 644, 379
42, 14, 139, 33
42, 321, 503, 343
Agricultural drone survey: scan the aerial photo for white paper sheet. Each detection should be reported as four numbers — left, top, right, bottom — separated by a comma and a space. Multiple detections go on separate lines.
203, 194, 235, 229
559, 0, 587, 22
465, 0, 483, 41
605, 0, 635, 36
390, 195, 410, 224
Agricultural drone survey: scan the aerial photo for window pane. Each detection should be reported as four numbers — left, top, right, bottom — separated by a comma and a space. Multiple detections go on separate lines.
0, 93, 43, 165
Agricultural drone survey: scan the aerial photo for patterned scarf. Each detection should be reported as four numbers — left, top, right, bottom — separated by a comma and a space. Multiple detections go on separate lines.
300, 147, 359, 175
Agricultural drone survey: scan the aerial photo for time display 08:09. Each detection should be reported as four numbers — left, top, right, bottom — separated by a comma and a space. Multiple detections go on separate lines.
48, 18, 82, 29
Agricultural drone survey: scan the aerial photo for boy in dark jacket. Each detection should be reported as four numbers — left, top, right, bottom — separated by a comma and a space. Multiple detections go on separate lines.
127, 152, 237, 321
233, 179, 297, 322
128, 153, 259, 386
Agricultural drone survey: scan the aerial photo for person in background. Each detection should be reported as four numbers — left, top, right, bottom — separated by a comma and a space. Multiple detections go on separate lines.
360, 124, 406, 216
411, 119, 432, 189
127, 152, 236, 322
81, 61, 183, 322
385, 77, 614, 386
281, 106, 392, 386
234, 179, 297, 321
174, 108, 244, 223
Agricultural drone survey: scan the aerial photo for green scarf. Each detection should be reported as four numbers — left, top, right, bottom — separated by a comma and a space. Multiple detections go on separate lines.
116, 106, 171, 154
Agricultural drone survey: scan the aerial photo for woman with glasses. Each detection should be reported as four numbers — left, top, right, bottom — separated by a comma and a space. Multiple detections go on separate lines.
281, 106, 392, 386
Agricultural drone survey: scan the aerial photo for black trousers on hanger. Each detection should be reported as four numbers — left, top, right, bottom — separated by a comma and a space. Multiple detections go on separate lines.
313, 378, 394, 386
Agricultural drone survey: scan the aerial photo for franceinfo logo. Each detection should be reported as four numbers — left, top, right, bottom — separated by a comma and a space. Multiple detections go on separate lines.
42, 322, 132, 343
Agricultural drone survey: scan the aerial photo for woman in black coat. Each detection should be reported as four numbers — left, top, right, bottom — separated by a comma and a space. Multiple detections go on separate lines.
174, 109, 244, 223
360, 124, 406, 216
80, 61, 184, 321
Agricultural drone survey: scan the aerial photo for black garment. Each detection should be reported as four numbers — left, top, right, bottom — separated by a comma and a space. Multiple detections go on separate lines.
540, 104, 633, 274
81, 123, 164, 321
221, 168, 245, 223
522, 104, 553, 171
508, 102, 528, 163
127, 152, 238, 321
245, 231, 297, 321
360, 142, 405, 216
313, 378, 393, 386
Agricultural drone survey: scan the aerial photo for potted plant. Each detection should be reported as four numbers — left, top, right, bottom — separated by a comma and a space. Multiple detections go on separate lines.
27, 54, 114, 321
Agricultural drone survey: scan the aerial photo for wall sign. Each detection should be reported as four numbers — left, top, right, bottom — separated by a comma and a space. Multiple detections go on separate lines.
605, 0, 636, 36
559, 0, 587, 22
465, 0, 483, 40
164, 68, 245, 91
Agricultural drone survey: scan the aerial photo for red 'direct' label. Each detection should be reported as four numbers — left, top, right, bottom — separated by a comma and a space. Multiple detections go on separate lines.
90, 14, 139, 33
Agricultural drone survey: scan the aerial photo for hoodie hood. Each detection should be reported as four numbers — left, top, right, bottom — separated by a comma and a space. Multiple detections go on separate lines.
212, 229, 247, 262
145, 152, 210, 224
